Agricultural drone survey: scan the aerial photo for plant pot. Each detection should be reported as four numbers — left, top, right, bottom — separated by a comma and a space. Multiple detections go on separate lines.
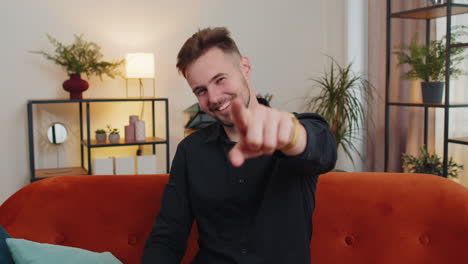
109, 133, 120, 144
421, 82, 444, 103
63, 73, 89, 100
95, 133, 107, 143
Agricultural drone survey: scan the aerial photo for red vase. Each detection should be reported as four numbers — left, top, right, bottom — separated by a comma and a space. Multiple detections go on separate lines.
62, 73, 89, 100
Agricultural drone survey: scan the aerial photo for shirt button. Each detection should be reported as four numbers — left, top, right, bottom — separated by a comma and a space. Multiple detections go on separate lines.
241, 248, 247, 254
238, 178, 245, 184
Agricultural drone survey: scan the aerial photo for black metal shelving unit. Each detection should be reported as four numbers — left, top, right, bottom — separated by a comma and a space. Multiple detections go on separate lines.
27, 98, 170, 181
385, 0, 468, 177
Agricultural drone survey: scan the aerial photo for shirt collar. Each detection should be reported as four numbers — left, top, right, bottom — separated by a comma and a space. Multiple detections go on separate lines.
204, 122, 232, 144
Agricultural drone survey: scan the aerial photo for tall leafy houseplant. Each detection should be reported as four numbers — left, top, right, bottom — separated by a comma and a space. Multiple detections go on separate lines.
32, 34, 123, 100
305, 57, 374, 164
393, 26, 467, 103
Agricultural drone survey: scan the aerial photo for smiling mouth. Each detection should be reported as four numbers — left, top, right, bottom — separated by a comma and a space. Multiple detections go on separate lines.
216, 101, 231, 112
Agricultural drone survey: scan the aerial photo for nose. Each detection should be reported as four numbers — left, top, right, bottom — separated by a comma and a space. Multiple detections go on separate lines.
207, 85, 223, 105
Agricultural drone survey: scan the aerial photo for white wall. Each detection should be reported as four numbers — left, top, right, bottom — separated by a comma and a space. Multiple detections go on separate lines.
335, 0, 368, 172
0, 0, 348, 204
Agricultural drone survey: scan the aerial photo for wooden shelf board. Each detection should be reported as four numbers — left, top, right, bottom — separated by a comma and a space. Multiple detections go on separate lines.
448, 137, 468, 145
388, 101, 468, 107
83, 136, 167, 148
35, 167, 88, 178
451, 43, 468, 48
28, 98, 168, 104
391, 4, 468, 19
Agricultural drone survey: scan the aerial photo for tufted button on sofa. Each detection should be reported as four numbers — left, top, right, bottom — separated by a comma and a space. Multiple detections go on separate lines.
54, 233, 66, 244
127, 234, 138, 246
1, 172, 468, 264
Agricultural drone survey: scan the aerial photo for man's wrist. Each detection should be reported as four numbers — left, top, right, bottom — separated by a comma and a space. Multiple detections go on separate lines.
280, 114, 307, 156
281, 114, 300, 152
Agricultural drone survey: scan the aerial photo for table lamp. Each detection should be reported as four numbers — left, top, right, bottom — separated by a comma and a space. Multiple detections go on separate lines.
125, 53, 155, 97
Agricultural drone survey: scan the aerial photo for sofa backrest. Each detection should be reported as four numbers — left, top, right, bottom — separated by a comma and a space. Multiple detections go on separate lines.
0, 174, 199, 264
1, 172, 468, 264
311, 172, 468, 264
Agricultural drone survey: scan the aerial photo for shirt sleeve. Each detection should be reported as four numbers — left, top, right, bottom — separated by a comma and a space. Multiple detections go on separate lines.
142, 142, 194, 264
278, 112, 337, 176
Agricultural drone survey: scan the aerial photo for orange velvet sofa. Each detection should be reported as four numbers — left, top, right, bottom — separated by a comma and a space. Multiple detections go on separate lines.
1, 172, 468, 264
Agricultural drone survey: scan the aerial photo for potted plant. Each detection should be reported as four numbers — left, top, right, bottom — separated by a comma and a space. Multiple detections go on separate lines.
95, 129, 107, 143
31, 34, 124, 100
304, 56, 375, 165
107, 125, 120, 144
393, 26, 467, 103
402, 146, 464, 179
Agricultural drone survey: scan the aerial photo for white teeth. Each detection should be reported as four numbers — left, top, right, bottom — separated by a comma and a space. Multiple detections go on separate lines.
217, 101, 230, 111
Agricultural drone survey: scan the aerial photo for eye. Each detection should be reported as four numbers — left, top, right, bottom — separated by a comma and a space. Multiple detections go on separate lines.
194, 88, 207, 96
215, 77, 226, 84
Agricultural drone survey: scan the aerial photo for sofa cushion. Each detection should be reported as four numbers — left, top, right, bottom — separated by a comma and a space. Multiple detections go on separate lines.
6, 238, 122, 264
0, 225, 14, 264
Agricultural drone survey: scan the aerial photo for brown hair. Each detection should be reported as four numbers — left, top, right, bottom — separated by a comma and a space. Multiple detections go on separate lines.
176, 27, 241, 77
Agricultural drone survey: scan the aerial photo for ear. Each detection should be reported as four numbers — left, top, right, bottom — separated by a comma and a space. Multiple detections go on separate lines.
240, 56, 251, 78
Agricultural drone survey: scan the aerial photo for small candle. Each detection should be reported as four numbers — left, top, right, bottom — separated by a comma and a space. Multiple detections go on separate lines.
129, 115, 139, 125
125, 125, 135, 142
135, 120, 146, 141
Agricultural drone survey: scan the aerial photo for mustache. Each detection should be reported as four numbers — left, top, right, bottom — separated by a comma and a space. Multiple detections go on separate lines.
208, 95, 237, 112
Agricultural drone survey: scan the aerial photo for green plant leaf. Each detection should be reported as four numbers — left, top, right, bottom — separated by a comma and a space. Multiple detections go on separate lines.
30, 34, 124, 79
305, 56, 377, 165
402, 146, 464, 178
393, 26, 468, 82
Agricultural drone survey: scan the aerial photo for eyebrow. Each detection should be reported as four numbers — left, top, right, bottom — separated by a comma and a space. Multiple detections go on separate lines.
193, 73, 226, 93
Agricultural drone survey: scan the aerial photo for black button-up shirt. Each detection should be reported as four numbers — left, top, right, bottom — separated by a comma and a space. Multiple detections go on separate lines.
143, 113, 337, 264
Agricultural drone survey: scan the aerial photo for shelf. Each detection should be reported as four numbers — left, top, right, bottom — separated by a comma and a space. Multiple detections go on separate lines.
28, 97, 168, 104
82, 136, 167, 148
388, 102, 468, 108
450, 43, 468, 48
448, 137, 468, 145
391, 3, 468, 19
35, 167, 88, 179
28, 97, 170, 180
385, 0, 468, 177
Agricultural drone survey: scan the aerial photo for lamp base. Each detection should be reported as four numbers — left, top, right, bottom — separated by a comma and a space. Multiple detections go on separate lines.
125, 78, 155, 98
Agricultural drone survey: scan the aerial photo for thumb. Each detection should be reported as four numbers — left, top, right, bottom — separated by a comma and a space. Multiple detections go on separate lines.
230, 98, 249, 133
229, 141, 264, 167
229, 143, 246, 167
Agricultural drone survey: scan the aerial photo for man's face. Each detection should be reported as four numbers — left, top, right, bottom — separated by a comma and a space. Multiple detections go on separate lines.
185, 47, 251, 127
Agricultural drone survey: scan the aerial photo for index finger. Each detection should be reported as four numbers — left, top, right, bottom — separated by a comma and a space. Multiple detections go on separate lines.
231, 98, 249, 133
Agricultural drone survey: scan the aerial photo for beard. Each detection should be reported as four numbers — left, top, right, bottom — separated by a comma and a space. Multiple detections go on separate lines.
208, 79, 251, 128
210, 95, 236, 127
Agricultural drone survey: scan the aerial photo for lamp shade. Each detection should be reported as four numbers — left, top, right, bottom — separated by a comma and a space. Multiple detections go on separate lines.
125, 53, 155, 79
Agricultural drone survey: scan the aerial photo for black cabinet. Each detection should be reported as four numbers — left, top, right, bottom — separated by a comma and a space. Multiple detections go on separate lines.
385, 0, 468, 176
27, 98, 170, 181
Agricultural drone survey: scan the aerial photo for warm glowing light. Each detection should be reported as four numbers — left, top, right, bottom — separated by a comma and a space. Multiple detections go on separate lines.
125, 53, 155, 79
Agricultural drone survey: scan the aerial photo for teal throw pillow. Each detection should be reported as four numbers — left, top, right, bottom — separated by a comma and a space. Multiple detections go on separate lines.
0, 225, 14, 264
6, 238, 122, 264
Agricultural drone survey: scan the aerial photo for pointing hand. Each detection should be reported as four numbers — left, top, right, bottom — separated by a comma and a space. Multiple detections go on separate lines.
228, 99, 306, 167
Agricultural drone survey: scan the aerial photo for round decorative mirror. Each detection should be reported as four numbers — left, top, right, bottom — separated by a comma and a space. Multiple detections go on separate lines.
47, 123, 68, 144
